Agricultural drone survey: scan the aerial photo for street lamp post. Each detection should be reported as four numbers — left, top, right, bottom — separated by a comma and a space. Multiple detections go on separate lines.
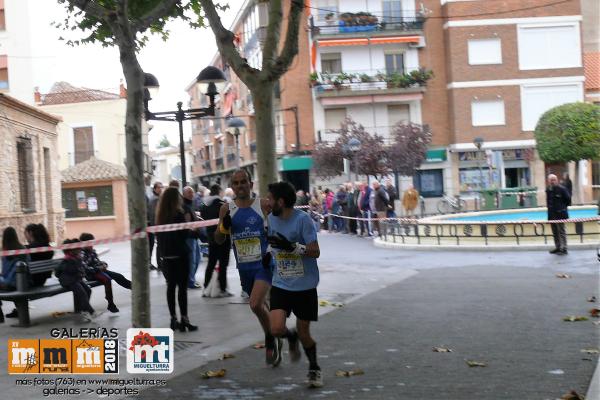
144, 67, 227, 186
473, 137, 484, 210
226, 117, 247, 168
347, 138, 362, 182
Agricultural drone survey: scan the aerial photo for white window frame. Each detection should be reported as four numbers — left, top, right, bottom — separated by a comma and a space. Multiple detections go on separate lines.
467, 38, 502, 65
517, 22, 582, 71
471, 99, 506, 127
519, 82, 584, 131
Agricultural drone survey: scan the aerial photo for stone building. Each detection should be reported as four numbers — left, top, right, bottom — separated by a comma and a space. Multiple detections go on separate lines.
0, 93, 64, 242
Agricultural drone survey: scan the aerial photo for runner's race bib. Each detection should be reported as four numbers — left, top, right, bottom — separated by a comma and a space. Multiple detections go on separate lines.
275, 252, 304, 278
235, 237, 262, 263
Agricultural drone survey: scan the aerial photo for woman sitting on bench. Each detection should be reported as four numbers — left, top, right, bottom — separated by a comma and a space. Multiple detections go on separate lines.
0, 227, 29, 323
79, 233, 131, 313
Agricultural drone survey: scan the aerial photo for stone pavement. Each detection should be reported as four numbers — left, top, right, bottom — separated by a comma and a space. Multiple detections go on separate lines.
137, 265, 599, 400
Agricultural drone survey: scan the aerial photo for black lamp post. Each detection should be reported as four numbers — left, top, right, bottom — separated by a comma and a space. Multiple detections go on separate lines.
345, 138, 362, 182
226, 117, 246, 168
144, 66, 227, 186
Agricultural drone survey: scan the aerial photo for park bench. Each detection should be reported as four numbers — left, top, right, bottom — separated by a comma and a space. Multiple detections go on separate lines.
0, 259, 102, 327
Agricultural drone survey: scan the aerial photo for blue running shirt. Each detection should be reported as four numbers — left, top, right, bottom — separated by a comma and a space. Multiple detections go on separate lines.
268, 209, 319, 291
230, 198, 268, 271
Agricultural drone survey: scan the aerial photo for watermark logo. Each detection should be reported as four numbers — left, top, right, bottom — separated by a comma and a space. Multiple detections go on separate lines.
8, 339, 39, 374
126, 329, 173, 374
40, 339, 71, 374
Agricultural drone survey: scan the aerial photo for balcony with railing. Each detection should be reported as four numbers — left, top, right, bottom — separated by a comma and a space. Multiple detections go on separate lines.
310, 13, 424, 39
250, 142, 257, 157
203, 160, 212, 173
215, 156, 224, 170
311, 68, 432, 101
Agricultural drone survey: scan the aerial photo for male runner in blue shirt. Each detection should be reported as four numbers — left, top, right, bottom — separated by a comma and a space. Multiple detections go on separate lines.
214, 169, 281, 365
265, 181, 323, 388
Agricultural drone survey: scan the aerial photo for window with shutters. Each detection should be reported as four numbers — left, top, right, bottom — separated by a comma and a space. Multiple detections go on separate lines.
324, 108, 347, 130
17, 138, 35, 212
317, 0, 338, 21
321, 53, 342, 74
387, 104, 410, 126
382, 1, 403, 24
73, 126, 95, 164
0, 55, 8, 89
385, 53, 404, 75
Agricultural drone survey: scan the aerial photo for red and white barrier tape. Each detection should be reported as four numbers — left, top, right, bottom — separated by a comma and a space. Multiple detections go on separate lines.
0, 219, 219, 257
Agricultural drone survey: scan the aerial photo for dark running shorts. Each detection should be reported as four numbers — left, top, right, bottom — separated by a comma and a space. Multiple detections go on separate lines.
270, 286, 318, 321
238, 268, 273, 296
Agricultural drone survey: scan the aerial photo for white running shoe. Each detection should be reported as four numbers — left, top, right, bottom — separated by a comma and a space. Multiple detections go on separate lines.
307, 369, 323, 388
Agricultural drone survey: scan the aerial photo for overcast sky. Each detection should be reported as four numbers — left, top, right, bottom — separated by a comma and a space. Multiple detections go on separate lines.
36, 1, 244, 149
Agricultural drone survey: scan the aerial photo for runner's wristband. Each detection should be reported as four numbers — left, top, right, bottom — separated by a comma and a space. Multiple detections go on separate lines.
291, 243, 306, 256
219, 223, 230, 235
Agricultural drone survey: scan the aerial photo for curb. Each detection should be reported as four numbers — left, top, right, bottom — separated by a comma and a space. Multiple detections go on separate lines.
373, 238, 599, 251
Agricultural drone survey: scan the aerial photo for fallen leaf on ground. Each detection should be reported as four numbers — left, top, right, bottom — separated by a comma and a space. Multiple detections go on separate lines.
560, 390, 585, 400
432, 347, 453, 353
219, 353, 235, 360
555, 273, 571, 279
51, 311, 67, 318
563, 316, 589, 322
466, 360, 487, 367
319, 300, 331, 307
252, 343, 265, 349
335, 369, 364, 377
200, 369, 226, 379
589, 308, 600, 318
588, 296, 597, 303
580, 348, 599, 354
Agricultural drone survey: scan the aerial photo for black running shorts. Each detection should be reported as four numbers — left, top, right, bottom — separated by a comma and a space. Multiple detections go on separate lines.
270, 286, 318, 321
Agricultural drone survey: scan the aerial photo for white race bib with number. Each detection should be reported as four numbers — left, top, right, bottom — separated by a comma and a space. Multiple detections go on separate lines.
235, 237, 262, 263
275, 252, 304, 278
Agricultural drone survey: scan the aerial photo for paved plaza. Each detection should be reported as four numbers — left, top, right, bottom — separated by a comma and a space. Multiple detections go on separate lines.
0, 233, 598, 399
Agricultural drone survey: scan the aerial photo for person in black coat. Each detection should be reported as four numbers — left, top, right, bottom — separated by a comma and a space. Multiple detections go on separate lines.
155, 187, 198, 332
546, 174, 571, 255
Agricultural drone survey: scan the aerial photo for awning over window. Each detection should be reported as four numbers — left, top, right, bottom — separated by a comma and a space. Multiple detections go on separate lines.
317, 36, 421, 47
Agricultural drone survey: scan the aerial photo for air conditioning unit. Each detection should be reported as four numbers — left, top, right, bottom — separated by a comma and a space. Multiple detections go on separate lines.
409, 36, 426, 48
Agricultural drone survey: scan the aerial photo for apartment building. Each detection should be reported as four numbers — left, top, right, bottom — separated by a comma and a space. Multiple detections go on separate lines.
310, 0, 588, 204
189, 0, 315, 192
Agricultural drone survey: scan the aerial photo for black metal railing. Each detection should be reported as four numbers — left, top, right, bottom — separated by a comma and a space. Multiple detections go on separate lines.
310, 15, 425, 37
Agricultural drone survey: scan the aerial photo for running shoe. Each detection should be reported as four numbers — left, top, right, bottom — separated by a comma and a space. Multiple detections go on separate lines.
272, 338, 283, 367
287, 329, 301, 362
265, 336, 282, 366
307, 369, 323, 388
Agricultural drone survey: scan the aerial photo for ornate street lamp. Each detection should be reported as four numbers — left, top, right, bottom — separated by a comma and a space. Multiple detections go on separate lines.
226, 117, 247, 168
144, 66, 227, 186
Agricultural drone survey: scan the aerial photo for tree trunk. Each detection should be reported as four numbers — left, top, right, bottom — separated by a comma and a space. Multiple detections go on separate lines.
251, 82, 277, 196
119, 44, 151, 328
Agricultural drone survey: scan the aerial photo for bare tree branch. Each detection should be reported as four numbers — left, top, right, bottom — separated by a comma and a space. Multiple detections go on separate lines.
133, 0, 182, 33
263, 0, 305, 81
65, 0, 112, 20
261, 0, 283, 72
199, 0, 259, 86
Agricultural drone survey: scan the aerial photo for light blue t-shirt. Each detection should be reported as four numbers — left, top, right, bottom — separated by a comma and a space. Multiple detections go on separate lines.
268, 209, 319, 291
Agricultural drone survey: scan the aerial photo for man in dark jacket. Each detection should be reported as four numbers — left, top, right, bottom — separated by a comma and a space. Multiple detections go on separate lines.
546, 174, 571, 255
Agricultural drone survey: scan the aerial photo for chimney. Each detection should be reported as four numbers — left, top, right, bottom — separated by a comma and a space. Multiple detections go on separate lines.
33, 87, 41, 105
119, 79, 127, 98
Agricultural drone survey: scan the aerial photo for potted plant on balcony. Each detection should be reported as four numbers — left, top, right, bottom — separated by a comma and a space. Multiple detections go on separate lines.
409, 68, 434, 86
309, 72, 321, 87
325, 12, 335, 25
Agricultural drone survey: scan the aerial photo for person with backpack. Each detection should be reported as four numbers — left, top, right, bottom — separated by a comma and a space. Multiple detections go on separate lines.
200, 184, 232, 297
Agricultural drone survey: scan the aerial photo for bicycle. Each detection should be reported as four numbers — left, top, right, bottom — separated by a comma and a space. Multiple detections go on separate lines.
436, 193, 466, 214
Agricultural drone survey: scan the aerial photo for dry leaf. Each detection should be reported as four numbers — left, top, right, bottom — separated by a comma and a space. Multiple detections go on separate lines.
433, 347, 453, 353
51, 311, 67, 318
556, 273, 571, 279
580, 348, 599, 354
588, 296, 597, 303
589, 308, 600, 318
252, 343, 265, 349
319, 300, 331, 307
335, 368, 364, 377
560, 390, 585, 400
563, 316, 589, 322
466, 360, 487, 367
219, 353, 235, 360
331, 302, 344, 307
200, 369, 226, 379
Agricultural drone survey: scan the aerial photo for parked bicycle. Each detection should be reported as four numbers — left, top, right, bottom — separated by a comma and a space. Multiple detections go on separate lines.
437, 193, 466, 214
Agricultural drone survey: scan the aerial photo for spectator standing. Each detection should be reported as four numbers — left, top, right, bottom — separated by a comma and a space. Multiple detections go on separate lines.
183, 186, 203, 289
146, 181, 163, 271
200, 184, 232, 297
54, 239, 99, 321
0, 227, 28, 323
358, 182, 373, 236
309, 189, 324, 233
223, 187, 235, 203
562, 173, 573, 197
335, 185, 348, 232
79, 233, 131, 313
385, 179, 398, 218
324, 189, 334, 231
402, 186, 419, 217
155, 187, 198, 332
546, 174, 571, 255
346, 182, 358, 234
372, 180, 390, 235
